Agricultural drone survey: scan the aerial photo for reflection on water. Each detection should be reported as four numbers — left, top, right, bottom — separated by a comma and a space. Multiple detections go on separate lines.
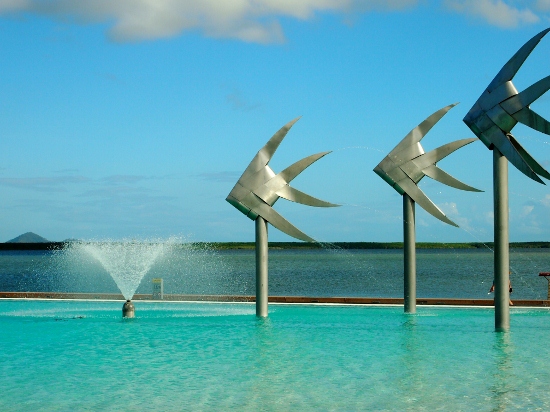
398, 315, 425, 409
490, 332, 514, 411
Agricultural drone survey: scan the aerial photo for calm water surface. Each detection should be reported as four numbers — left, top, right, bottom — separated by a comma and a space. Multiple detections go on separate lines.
0, 248, 548, 299
1, 300, 550, 411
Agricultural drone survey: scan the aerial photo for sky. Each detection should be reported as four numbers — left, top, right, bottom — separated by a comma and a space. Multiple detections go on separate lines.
1, 0, 550, 243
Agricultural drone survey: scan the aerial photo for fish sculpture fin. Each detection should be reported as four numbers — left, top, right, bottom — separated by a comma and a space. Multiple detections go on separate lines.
508, 134, 550, 181
278, 151, 331, 183
423, 165, 483, 192
245, 117, 301, 175
390, 103, 458, 156
487, 28, 550, 93
276, 186, 339, 207
254, 201, 315, 242
398, 178, 458, 227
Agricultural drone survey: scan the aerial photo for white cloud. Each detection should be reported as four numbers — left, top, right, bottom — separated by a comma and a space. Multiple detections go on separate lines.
2, 0, 545, 43
444, 0, 539, 28
521, 204, 535, 216
439, 201, 477, 231
0, 0, 417, 43
440, 201, 459, 217
536, 0, 550, 12
0, 0, 28, 13
510, 196, 550, 236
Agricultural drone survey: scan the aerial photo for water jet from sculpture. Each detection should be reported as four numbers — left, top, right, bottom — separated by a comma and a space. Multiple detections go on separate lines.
63, 238, 174, 317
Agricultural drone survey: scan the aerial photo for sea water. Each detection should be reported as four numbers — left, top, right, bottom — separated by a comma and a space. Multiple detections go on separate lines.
1, 248, 549, 299
1, 300, 550, 411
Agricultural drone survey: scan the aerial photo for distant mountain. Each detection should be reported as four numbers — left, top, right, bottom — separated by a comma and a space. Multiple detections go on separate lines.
6, 232, 50, 243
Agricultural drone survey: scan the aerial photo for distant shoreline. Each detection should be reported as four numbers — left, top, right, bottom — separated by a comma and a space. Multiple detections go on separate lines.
1, 241, 549, 251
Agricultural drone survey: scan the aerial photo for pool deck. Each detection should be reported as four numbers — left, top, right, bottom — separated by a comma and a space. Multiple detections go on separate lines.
0, 292, 548, 307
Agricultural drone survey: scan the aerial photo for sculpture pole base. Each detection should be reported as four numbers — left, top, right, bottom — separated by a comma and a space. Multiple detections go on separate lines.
403, 194, 416, 314
255, 216, 269, 318
494, 149, 510, 331
122, 300, 135, 318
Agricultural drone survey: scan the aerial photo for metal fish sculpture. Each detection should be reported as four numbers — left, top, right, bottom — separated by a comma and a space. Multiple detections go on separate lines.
226, 117, 339, 242
374, 103, 482, 227
463, 28, 550, 184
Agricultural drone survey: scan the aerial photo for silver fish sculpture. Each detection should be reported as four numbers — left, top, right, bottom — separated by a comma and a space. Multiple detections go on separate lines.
226, 117, 339, 242
463, 28, 550, 184
374, 103, 482, 227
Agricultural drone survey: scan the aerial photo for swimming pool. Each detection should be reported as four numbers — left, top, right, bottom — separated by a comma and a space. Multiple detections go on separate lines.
1, 300, 549, 411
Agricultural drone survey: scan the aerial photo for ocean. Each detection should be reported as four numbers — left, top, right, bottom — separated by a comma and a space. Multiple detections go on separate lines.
0, 247, 548, 300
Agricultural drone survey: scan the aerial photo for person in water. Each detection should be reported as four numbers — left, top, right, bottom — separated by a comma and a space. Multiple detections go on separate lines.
489, 276, 513, 305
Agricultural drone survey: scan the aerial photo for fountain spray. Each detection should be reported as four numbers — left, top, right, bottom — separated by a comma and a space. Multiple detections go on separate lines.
64, 239, 172, 318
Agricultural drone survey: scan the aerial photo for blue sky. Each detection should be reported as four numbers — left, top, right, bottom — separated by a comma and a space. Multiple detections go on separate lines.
1, 0, 550, 243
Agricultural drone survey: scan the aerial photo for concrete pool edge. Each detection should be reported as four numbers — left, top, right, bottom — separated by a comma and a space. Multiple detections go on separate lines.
0, 292, 549, 307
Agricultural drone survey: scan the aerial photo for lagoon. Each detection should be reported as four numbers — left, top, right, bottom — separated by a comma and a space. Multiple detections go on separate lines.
1, 300, 550, 411
0, 248, 548, 300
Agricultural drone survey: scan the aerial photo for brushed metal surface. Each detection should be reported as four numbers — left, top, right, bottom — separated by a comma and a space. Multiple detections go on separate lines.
374, 103, 481, 227
227, 117, 339, 242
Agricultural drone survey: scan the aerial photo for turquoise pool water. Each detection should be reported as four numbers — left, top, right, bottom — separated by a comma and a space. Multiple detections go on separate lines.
1, 300, 550, 411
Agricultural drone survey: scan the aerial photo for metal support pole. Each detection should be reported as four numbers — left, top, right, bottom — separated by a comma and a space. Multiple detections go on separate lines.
493, 148, 510, 331
403, 193, 416, 314
255, 216, 269, 317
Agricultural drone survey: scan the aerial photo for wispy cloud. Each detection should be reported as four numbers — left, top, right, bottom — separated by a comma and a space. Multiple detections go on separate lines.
0, 176, 89, 192
0, 172, 183, 235
197, 171, 242, 183
439, 201, 476, 231
537, 0, 550, 12
226, 90, 261, 112
510, 194, 550, 235
100, 175, 148, 185
520, 204, 535, 217
0, 174, 163, 192
444, 0, 539, 28
53, 168, 80, 174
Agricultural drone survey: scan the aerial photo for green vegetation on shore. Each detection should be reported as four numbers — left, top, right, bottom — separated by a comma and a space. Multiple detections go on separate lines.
1, 241, 549, 251
203, 241, 550, 250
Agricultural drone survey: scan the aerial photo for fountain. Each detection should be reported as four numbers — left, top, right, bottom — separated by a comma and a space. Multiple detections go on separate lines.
60, 238, 175, 317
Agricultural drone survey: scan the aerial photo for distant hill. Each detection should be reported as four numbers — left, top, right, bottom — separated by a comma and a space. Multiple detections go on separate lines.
6, 232, 50, 243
